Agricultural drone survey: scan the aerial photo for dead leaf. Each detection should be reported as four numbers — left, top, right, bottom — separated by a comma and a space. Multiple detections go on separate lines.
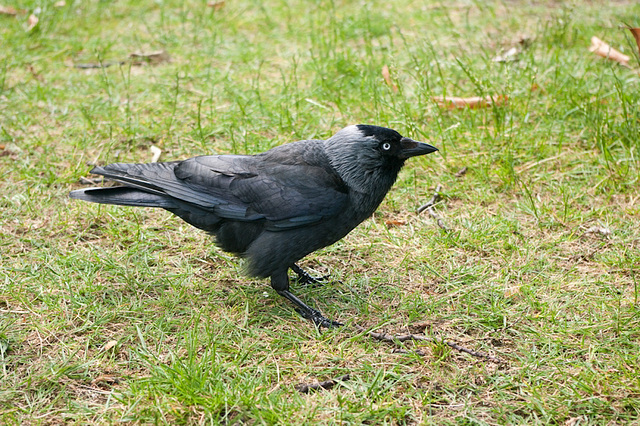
54, 0, 66, 6
529, 81, 547, 94
492, 35, 531, 62
492, 46, 519, 63
381, 65, 398, 93
129, 50, 170, 65
0, 5, 20, 15
565, 417, 584, 426
26, 64, 43, 81
0, 5, 26, 15
207, 1, 225, 10
101, 340, 118, 352
517, 35, 532, 48
628, 28, 640, 58
433, 95, 507, 109
589, 36, 630, 68
504, 286, 520, 298
0, 6, 15, 15
408, 321, 431, 333
385, 219, 406, 227
150, 145, 162, 163
91, 375, 120, 386
584, 226, 611, 237
1, 143, 21, 156
26, 13, 38, 31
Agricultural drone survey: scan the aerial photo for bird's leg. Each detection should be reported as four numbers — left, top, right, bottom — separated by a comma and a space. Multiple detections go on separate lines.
277, 290, 343, 328
291, 263, 330, 286
271, 271, 342, 328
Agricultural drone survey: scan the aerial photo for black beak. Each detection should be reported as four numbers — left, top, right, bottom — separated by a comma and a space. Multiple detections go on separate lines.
398, 137, 438, 159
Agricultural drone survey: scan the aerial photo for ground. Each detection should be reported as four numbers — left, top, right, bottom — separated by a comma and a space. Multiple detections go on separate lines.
1, 0, 639, 424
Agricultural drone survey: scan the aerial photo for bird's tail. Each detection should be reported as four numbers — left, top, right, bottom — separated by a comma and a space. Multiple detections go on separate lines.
69, 186, 178, 208
69, 162, 180, 208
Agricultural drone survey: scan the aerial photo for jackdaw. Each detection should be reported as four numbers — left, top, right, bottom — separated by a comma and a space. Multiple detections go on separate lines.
70, 125, 438, 327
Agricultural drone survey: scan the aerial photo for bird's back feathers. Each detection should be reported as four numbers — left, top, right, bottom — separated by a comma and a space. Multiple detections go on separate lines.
69, 140, 350, 232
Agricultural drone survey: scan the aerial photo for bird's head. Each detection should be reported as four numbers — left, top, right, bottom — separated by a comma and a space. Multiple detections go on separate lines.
324, 125, 438, 193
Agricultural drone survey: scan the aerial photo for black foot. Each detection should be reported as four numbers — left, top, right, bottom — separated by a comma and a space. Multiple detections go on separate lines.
277, 290, 343, 328
294, 308, 343, 328
291, 264, 330, 286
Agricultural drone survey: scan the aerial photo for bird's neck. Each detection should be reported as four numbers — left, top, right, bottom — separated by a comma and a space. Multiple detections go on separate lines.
346, 165, 403, 217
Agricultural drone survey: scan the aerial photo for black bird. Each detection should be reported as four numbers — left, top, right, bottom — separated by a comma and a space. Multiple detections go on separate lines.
70, 125, 438, 327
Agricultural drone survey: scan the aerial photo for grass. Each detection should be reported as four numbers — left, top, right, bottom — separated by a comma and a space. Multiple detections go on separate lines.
1, 0, 639, 423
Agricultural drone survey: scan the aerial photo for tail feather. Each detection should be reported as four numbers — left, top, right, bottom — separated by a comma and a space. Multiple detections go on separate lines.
88, 162, 179, 196
70, 187, 178, 208
86, 161, 226, 209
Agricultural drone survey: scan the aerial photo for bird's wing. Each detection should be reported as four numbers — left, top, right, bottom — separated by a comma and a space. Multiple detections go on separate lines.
92, 152, 349, 229
174, 154, 349, 229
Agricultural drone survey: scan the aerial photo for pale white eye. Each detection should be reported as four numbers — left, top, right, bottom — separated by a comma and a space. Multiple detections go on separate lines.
382, 142, 391, 151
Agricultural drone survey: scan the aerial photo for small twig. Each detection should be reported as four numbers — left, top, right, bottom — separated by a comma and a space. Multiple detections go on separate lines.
430, 211, 448, 230
0, 308, 41, 317
444, 341, 503, 363
365, 328, 428, 343
79, 176, 104, 185
417, 184, 449, 230
515, 152, 568, 174
355, 325, 504, 364
454, 166, 467, 178
392, 348, 427, 356
0, 335, 8, 378
295, 374, 350, 393
75, 384, 115, 395
73, 51, 169, 70
417, 184, 442, 213
73, 61, 126, 69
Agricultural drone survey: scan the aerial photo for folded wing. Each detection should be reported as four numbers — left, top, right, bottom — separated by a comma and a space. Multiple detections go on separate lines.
70, 151, 349, 231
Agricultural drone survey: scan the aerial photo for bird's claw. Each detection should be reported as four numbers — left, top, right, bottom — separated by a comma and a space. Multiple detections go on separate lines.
294, 307, 343, 328
296, 273, 330, 286
291, 264, 330, 287
317, 317, 343, 328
